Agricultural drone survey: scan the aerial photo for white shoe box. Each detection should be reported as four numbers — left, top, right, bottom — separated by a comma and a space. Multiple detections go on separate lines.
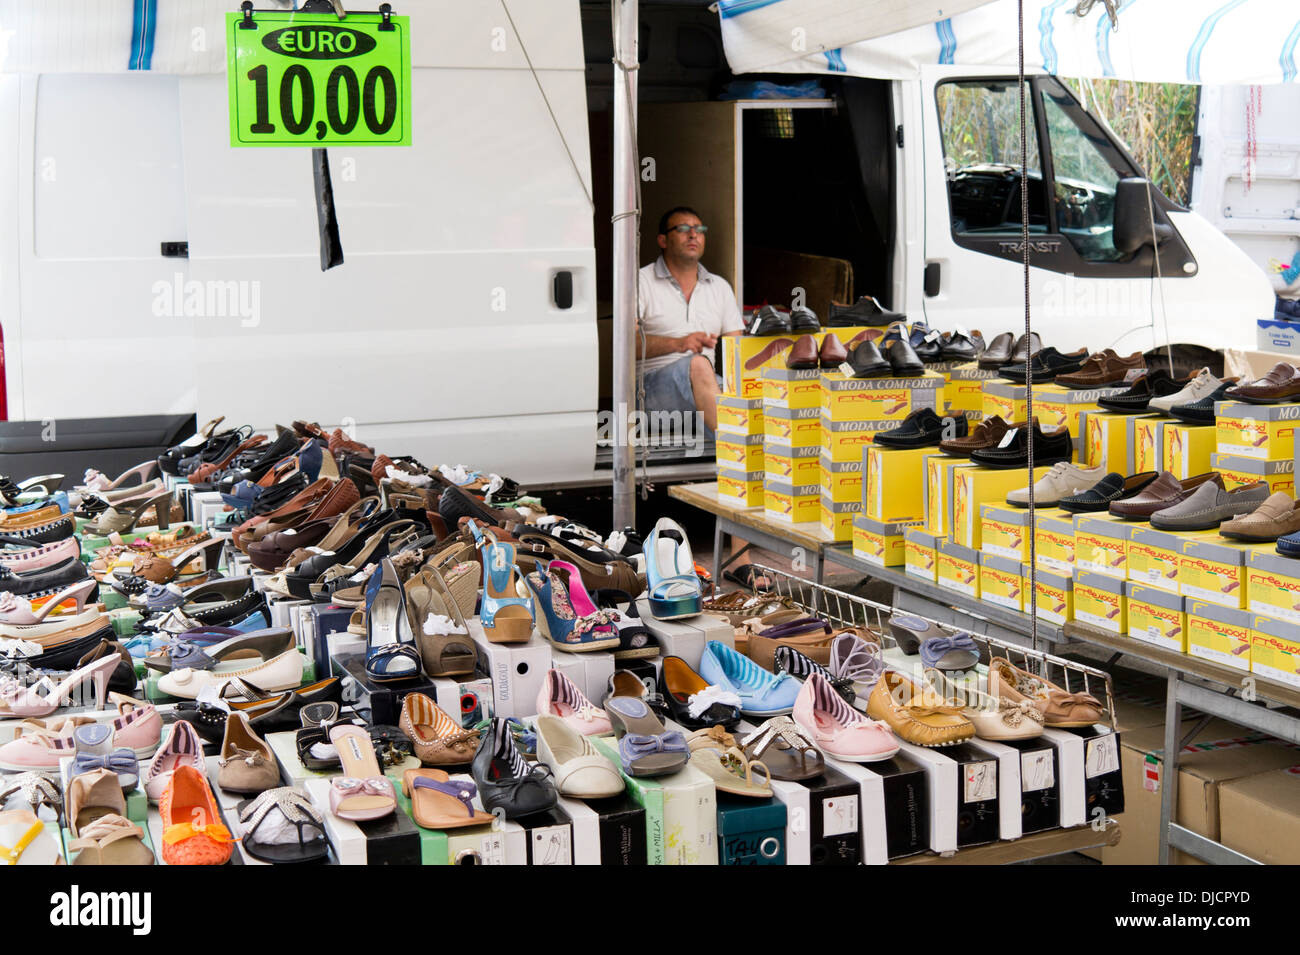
1041, 727, 1088, 828
468, 618, 551, 719
635, 603, 734, 670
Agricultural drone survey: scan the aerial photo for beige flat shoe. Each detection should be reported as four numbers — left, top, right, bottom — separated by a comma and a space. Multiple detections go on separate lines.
689, 746, 772, 798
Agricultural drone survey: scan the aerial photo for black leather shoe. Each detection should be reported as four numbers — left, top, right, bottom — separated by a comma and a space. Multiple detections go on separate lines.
746, 305, 792, 336
1096, 368, 1183, 412
998, 346, 1089, 383
874, 409, 969, 449
826, 295, 904, 327
886, 338, 924, 376
969, 421, 1073, 469
472, 717, 557, 819
883, 322, 942, 364
978, 331, 1016, 369
790, 307, 820, 333
940, 329, 985, 362
658, 655, 740, 731
847, 339, 891, 378
1058, 471, 1159, 513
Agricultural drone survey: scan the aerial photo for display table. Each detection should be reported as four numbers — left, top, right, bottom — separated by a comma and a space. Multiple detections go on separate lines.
893, 819, 1121, 865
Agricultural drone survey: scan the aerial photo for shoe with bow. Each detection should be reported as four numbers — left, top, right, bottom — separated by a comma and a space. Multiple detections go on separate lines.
699, 640, 800, 717
472, 717, 558, 817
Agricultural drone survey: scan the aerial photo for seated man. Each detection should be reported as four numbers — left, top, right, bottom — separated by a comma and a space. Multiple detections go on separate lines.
637, 206, 743, 435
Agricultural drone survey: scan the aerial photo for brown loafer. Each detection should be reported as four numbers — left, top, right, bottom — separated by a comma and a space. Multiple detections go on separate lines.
1226, 361, 1300, 404
817, 332, 848, 368
1219, 491, 1300, 542
786, 334, 820, 369
1054, 349, 1145, 388
866, 671, 974, 747
938, 414, 1012, 456
1108, 470, 1221, 520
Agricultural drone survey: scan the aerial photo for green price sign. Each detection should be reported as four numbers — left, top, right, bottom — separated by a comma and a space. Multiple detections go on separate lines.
226, 9, 411, 147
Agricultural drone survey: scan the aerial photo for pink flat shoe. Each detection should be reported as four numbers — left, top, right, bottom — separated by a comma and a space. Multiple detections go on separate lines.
536, 668, 611, 736
0, 701, 162, 771
0, 537, 80, 572
792, 672, 899, 763
143, 719, 206, 803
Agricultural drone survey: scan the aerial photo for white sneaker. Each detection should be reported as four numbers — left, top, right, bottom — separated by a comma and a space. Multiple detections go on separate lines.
1006, 461, 1107, 506
1149, 367, 1219, 414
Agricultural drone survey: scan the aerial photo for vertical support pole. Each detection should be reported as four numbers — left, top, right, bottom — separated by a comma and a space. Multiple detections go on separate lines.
611, 0, 639, 531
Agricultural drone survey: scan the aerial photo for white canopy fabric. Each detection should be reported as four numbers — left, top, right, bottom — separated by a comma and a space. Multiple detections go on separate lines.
717, 0, 1300, 85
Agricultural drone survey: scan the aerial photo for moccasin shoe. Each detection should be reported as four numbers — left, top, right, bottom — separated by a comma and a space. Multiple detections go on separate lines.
1149, 478, 1270, 531
847, 339, 890, 378
1005, 460, 1106, 507
978, 331, 1016, 369
866, 670, 974, 748
786, 334, 820, 369
874, 409, 967, 449
1053, 349, 1145, 388
1148, 367, 1221, 414
1108, 470, 1220, 521
939, 415, 1012, 457
998, 346, 1089, 383
1005, 331, 1043, 364
1169, 379, 1239, 424
1057, 471, 1159, 513
1221, 492, 1300, 542
826, 295, 904, 328
1226, 362, 1300, 404
968, 421, 1073, 470
987, 657, 1103, 728
817, 333, 848, 368
1096, 367, 1185, 412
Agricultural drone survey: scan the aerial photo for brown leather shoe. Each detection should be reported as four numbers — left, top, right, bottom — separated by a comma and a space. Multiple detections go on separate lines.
818, 333, 848, 368
786, 334, 820, 369
1108, 470, 1221, 520
1219, 492, 1300, 542
978, 331, 1016, 369
1226, 361, 1300, 404
938, 414, 1012, 456
1006, 331, 1043, 364
1054, 349, 1145, 388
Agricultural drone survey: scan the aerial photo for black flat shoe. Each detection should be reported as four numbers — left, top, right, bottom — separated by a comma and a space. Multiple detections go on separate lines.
1058, 471, 1159, 513
847, 339, 890, 378
790, 307, 820, 333
940, 329, 985, 362
746, 305, 793, 336
886, 338, 924, 376
1096, 368, 1183, 413
969, 421, 1073, 469
874, 408, 968, 449
472, 717, 557, 819
826, 295, 904, 328
658, 655, 740, 731
998, 346, 1089, 383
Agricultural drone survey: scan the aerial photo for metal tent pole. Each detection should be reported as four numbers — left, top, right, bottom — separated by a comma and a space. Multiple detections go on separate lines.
611, 0, 639, 531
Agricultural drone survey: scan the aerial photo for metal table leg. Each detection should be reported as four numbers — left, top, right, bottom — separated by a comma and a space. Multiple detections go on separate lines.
712, 518, 723, 589
1157, 668, 1183, 866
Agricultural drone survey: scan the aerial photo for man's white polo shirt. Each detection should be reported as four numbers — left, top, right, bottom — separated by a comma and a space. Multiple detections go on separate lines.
637, 256, 743, 374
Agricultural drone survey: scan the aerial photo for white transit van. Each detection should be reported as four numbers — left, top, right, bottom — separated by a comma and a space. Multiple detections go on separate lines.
0, 0, 1273, 486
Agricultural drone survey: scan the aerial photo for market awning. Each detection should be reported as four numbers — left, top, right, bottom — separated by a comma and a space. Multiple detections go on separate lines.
718, 0, 1300, 85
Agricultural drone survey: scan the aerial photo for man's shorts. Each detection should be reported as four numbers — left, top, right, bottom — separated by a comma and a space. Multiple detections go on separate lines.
641, 354, 721, 436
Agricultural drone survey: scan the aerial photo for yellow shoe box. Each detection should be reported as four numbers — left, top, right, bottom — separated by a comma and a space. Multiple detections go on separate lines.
904, 527, 939, 583
820, 416, 887, 463
820, 495, 862, 542
1216, 401, 1300, 461
853, 516, 920, 567
980, 553, 1025, 612
1074, 514, 1136, 579
1187, 600, 1252, 671
1127, 526, 1182, 593
1072, 570, 1127, 634
947, 363, 998, 415
764, 406, 822, 449
865, 446, 929, 523
761, 367, 823, 410
1128, 584, 1188, 653
1250, 613, 1300, 688
936, 538, 980, 599
1034, 510, 1080, 574
1131, 416, 1166, 474
820, 371, 943, 422
1246, 549, 1300, 624
1162, 422, 1215, 479
982, 381, 1028, 422
716, 396, 763, 436
980, 503, 1032, 561
715, 432, 764, 472
820, 455, 864, 506
1210, 452, 1296, 496
952, 465, 1049, 550
722, 334, 800, 400
764, 480, 820, 524
1083, 411, 1135, 471
1179, 535, 1258, 609
1035, 567, 1075, 625
717, 468, 764, 508
766, 445, 819, 486
1036, 383, 1127, 443
923, 455, 977, 537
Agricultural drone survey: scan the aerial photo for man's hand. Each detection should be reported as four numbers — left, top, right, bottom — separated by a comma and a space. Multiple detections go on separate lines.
679, 331, 718, 354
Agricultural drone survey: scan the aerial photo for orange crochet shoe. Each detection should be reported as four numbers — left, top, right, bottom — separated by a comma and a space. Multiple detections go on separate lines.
159, 765, 234, 865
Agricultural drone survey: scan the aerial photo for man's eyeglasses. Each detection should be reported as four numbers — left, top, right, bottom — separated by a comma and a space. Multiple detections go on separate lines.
666, 224, 708, 236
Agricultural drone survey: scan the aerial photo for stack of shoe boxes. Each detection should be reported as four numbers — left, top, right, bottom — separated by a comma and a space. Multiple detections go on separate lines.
1213, 400, 1297, 495
717, 334, 798, 508
764, 365, 823, 524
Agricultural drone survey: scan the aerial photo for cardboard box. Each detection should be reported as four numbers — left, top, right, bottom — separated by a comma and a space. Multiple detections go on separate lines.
1219, 766, 1300, 864
1130, 416, 1165, 474
904, 527, 938, 583
923, 454, 977, 537
765, 445, 819, 486
1084, 412, 1136, 471
980, 553, 1025, 612
952, 465, 1049, 550
469, 622, 552, 719
764, 405, 822, 448
1187, 600, 1253, 671
1127, 583, 1188, 653
1074, 514, 1135, 579
716, 794, 787, 865
715, 395, 763, 435
935, 538, 980, 598
1215, 400, 1299, 461
761, 366, 822, 409
1246, 549, 1300, 624
715, 431, 764, 472
820, 455, 864, 505
982, 381, 1028, 422
1036, 383, 1127, 440
820, 371, 943, 422
722, 334, 796, 400
980, 503, 1032, 561
1210, 452, 1296, 495
820, 494, 861, 542
852, 516, 919, 567
1128, 526, 1183, 593
1257, 317, 1300, 354
1073, 570, 1127, 633
1178, 536, 1258, 609
1034, 509, 1079, 574
764, 481, 820, 524
1250, 613, 1300, 688
1034, 567, 1074, 625
1162, 422, 1216, 479
820, 415, 886, 463
865, 446, 929, 523
945, 362, 996, 414
716, 468, 763, 508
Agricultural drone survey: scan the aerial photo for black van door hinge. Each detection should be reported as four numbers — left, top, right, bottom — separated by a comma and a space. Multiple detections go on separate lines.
896, 125, 904, 147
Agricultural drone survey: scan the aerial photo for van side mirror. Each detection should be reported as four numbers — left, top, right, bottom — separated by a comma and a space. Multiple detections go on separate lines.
1113, 177, 1175, 256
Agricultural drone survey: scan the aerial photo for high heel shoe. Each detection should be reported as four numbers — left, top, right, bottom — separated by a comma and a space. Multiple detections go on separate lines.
156, 416, 226, 476
469, 520, 533, 644
642, 517, 703, 620
405, 563, 476, 677
0, 579, 99, 637
83, 490, 174, 536
525, 559, 620, 653
0, 653, 119, 717
78, 460, 159, 495
363, 558, 422, 683
110, 537, 224, 599
283, 516, 415, 600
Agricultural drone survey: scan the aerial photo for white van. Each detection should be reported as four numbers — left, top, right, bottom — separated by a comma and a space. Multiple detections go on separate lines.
0, 1, 1272, 487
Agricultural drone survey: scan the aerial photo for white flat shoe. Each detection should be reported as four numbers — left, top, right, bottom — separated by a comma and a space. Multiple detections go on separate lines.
534, 714, 623, 798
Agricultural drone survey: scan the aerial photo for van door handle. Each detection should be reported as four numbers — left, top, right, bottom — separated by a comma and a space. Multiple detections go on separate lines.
924, 262, 941, 297
552, 270, 573, 309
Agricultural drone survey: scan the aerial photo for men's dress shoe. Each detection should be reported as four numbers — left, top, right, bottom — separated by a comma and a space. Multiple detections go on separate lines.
1097, 367, 1185, 412
1226, 361, 1300, 404
1006, 331, 1044, 364
968, 421, 1072, 470
742, 337, 795, 370
1108, 470, 1220, 520
826, 295, 904, 327
1221, 492, 1300, 542
886, 322, 941, 363
1058, 471, 1159, 513
939, 329, 985, 362
786, 334, 820, 369
1005, 460, 1107, 507
790, 307, 820, 333
746, 305, 792, 336
939, 414, 1012, 457
874, 409, 968, 449
1054, 349, 1146, 388
1149, 479, 1270, 531
1169, 379, 1239, 423
847, 340, 890, 378
1149, 367, 1222, 414
818, 333, 848, 368
885, 337, 924, 376
998, 346, 1089, 383
978, 331, 1016, 369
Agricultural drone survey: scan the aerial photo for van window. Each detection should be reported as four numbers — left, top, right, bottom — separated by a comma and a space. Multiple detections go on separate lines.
1041, 89, 1124, 262
936, 80, 1048, 235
